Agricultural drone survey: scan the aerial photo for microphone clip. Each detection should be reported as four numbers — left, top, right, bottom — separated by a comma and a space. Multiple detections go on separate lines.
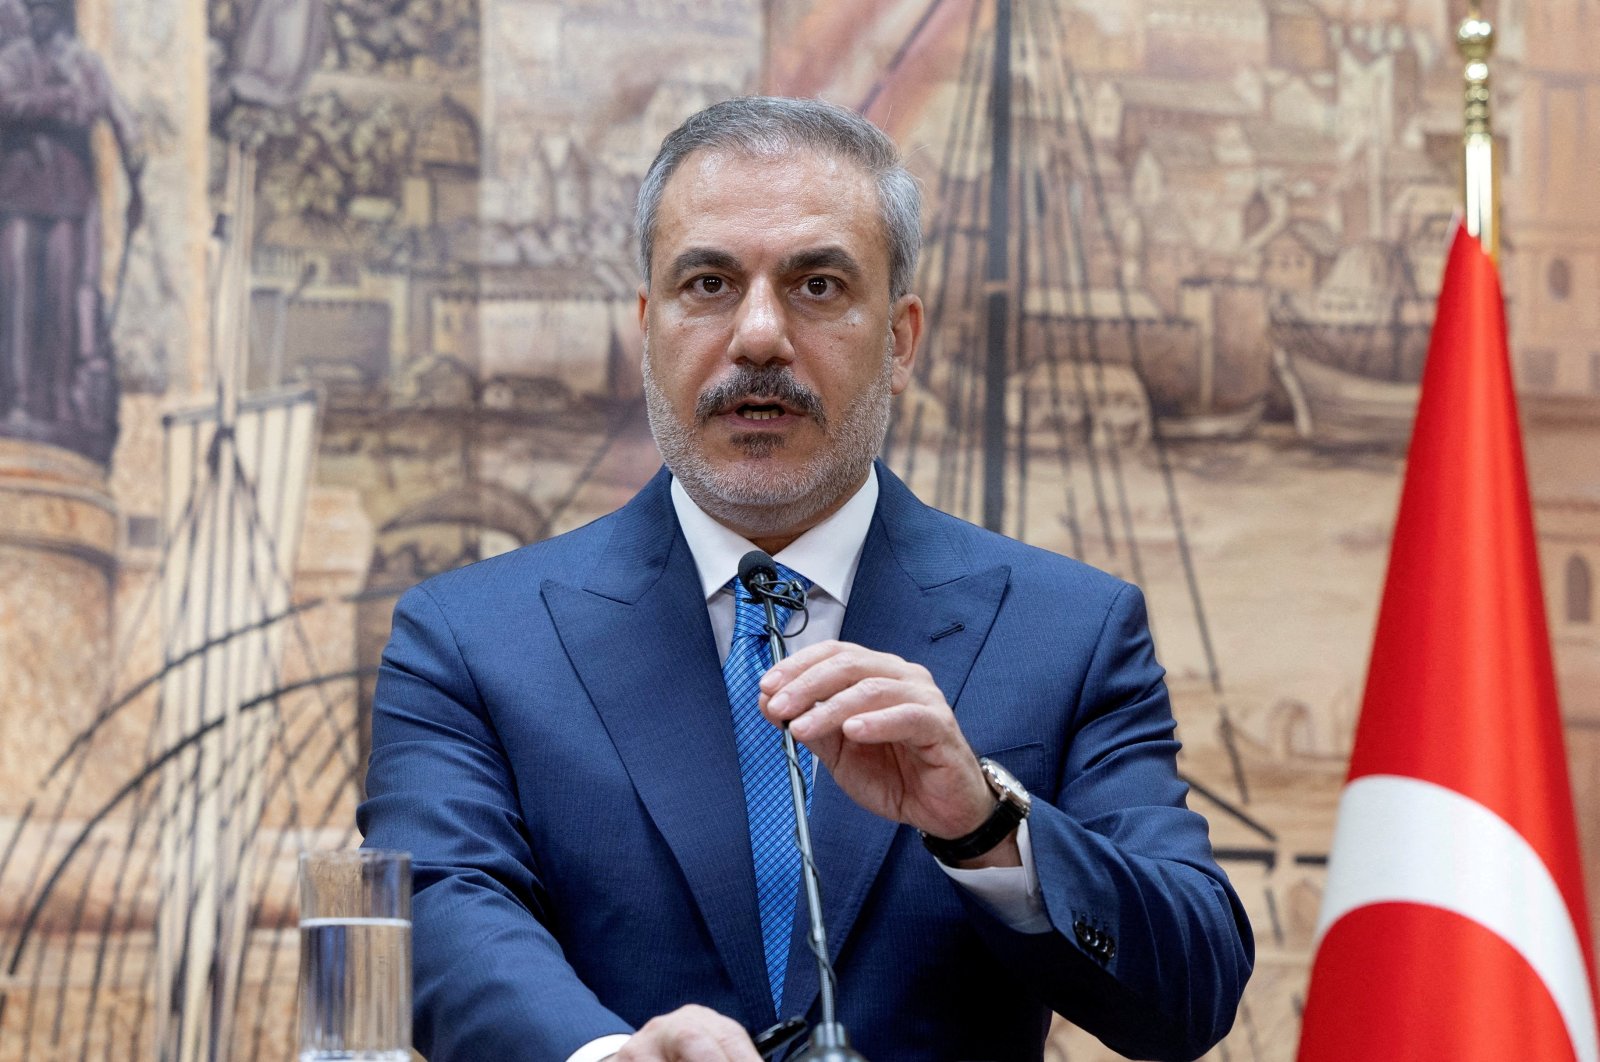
738, 551, 809, 642
747, 571, 807, 613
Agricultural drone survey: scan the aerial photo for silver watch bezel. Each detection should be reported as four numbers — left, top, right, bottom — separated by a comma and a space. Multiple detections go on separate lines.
979, 757, 1032, 816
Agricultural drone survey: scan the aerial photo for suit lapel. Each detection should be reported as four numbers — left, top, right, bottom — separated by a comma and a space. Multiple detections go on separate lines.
780, 465, 1011, 1018
541, 471, 773, 1026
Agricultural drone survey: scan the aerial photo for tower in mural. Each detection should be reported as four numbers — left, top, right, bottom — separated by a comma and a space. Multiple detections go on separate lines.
0, 0, 142, 462
0, 0, 138, 963
0, 2, 338, 1060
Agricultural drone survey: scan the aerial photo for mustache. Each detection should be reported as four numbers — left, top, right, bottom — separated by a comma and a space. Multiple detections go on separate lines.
693, 365, 825, 424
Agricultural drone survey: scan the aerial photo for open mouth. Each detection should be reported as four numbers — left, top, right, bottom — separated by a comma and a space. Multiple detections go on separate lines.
695, 369, 824, 427
736, 402, 789, 421
719, 394, 807, 424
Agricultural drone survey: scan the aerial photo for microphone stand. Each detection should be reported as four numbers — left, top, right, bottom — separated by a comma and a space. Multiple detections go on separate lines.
744, 558, 867, 1062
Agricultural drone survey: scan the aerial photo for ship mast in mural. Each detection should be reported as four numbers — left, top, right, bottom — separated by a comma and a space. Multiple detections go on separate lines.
0, 370, 347, 1062
0, 0, 1529, 1056
882, 0, 1262, 811
865, 2, 1463, 1048
0, 3, 343, 1060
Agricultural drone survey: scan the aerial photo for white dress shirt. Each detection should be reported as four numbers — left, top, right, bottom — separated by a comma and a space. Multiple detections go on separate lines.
567, 469, 1047, 1062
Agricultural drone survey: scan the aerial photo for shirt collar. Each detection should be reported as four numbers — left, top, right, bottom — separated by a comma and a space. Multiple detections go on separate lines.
669, 467, 879, 607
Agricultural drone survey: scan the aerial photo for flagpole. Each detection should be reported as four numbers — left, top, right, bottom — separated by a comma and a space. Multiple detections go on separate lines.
1457, 6, 1498, 260
1296, 9, 1600, 1052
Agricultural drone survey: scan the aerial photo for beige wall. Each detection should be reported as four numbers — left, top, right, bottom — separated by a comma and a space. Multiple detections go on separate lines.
2, 1, 1598, 1059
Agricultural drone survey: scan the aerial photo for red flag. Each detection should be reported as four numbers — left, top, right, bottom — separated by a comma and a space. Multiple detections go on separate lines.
1297, 225, 1599, 1061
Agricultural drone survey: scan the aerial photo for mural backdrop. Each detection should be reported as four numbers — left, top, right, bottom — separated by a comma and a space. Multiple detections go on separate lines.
0, 0, 1597, 1059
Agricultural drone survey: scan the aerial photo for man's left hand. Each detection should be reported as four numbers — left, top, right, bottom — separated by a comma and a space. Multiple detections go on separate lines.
758, 640, 1019, 868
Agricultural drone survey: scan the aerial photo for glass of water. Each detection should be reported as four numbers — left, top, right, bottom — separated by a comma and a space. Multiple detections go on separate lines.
298, 849, 412, 1061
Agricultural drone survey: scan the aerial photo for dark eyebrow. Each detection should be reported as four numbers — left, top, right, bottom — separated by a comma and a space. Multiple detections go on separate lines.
665, 248, 742, 284
778, 246, 864, 284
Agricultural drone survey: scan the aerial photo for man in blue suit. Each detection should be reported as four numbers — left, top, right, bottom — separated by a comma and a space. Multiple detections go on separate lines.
359, 97, 1252, 1061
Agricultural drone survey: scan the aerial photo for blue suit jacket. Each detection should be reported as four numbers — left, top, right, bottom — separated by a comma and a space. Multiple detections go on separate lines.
359, 466, 1252, 1061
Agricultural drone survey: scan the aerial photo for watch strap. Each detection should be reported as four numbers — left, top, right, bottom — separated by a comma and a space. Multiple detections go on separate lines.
920, 759, 1029, 864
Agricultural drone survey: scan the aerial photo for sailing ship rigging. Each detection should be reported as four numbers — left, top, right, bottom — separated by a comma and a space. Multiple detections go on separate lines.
880, 0, 1258, 809
0, 1, 1477, 1057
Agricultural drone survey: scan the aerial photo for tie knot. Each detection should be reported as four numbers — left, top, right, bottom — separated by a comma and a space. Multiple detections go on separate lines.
729, 563, 810, 639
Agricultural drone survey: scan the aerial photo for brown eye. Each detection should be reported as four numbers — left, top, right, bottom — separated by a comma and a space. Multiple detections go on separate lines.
805, 276, 833, 296
696, 276, 724, 294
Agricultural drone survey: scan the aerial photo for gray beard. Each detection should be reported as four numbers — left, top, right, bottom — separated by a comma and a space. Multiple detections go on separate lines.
642, 339, 894, 541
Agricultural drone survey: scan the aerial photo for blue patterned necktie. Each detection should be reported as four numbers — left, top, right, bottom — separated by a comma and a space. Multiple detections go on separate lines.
723, 565, 814, 1012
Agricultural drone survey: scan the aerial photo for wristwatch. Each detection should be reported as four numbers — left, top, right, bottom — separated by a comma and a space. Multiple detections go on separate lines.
920, 757, 1032, 864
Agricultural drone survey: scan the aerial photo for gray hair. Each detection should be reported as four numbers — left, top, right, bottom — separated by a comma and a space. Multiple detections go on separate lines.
636, 96, 923, 301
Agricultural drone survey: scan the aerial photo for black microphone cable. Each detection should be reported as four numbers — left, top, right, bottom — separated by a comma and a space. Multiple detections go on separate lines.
738, 551, 867, 1062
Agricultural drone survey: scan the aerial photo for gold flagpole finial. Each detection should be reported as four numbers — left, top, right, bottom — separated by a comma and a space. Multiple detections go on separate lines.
1457, 9, 1497, 258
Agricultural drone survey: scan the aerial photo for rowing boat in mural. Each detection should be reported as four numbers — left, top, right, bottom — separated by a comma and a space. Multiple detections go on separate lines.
1012, 284, 1273, 443
1272, 345, 1421, 450
1266, 236, 1440, 450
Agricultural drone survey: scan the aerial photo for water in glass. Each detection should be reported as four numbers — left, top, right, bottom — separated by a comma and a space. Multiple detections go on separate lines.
299, 849, 411, 1061
299, 915, 411, 1061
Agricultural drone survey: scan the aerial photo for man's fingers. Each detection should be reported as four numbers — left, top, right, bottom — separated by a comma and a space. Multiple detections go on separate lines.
762, 645, 928, 722
786, 677, 926, 741
615, 1004, 762, 1062
758, 639, 850, 701
763, 640, 920, 695
837, 701, 948, 746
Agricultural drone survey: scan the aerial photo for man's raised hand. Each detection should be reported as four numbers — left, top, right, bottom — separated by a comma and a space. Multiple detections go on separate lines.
613, 1005, 762, 1062
757, 640, 1018, 867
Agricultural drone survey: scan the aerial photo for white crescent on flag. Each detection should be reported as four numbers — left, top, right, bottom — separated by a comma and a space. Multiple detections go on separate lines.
1316, 773, 1598, 1062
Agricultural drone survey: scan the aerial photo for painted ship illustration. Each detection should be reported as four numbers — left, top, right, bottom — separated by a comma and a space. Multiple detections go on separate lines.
945, 227, 1446, 454
1267, 230, 1445, 450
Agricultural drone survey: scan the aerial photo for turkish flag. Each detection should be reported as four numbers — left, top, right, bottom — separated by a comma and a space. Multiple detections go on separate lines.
1297, 226, 1600, 1061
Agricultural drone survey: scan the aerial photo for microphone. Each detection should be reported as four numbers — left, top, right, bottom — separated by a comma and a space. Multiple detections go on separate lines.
738, 551, 806, 613
737, 551, 866, 1062
738, 549, 779, 593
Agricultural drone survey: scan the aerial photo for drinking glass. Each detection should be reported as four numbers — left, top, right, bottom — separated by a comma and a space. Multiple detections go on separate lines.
298, 849, 412, 1062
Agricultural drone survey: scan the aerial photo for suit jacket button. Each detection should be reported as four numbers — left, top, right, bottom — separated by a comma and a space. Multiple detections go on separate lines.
1074, 922, 1114, 964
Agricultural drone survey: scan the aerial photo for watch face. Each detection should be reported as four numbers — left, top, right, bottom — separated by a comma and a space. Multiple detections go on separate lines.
981, 759, 1032, 811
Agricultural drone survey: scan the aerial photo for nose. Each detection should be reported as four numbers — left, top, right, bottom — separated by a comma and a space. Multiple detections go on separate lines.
726, 278, 791, 366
